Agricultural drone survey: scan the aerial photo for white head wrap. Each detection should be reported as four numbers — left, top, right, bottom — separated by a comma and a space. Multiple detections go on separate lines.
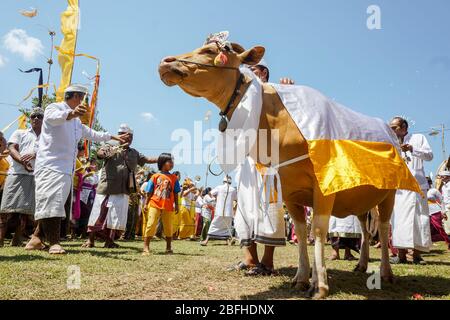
118, 123, 133, 134
65, 84, 89, 94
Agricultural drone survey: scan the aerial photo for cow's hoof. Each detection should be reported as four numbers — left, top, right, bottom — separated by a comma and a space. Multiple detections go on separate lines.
313, 287, 329, 300
294, 281, 310, 292
305, 285, 316, 299
353, 264, 367, 273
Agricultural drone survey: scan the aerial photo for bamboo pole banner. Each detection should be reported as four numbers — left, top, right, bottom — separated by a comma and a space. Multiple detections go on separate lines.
56, 0, 79, 102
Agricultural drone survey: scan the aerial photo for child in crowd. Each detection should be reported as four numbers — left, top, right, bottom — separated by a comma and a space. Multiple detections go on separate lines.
143, 153, 180, 255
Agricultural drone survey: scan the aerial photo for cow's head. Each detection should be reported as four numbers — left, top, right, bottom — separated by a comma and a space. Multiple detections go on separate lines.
158, 41, 265, 108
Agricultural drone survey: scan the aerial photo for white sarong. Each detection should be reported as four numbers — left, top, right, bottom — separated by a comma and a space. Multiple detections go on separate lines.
235, 158, 286, 247
208, 216, 234, 240
392, 189, 432, 252
88, 194, 129, 231
34, 168, 72, 220
329, 215, 362, 238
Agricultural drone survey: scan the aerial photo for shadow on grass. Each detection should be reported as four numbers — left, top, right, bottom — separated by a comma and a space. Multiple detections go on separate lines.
242, 266, 450, 300
0, 254, 54, 262
154, 252, 205, 257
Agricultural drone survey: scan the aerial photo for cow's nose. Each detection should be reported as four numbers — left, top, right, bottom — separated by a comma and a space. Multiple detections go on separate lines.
162, 56, 177, 64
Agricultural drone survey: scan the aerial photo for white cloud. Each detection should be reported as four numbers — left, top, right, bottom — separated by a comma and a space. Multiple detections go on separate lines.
3, 29, 43, 62
141, 112, 156, 122
0, 54, 6, 67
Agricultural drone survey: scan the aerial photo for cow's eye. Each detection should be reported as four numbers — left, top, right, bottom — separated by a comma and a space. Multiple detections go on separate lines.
202, 49, 216, 55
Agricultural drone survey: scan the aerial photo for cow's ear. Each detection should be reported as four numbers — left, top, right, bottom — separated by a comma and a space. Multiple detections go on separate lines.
231, 43, 245, 54
238, 46, 265, 65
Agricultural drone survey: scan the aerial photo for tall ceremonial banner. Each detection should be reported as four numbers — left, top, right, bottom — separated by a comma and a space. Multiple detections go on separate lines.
56, 0, 79, 102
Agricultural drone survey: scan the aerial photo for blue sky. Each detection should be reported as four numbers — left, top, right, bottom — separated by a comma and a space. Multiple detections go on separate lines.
1, 0, 449, 187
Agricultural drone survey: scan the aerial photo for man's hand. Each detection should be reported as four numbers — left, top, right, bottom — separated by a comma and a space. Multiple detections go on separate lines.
20, 153, 35, 164
111, 133, 130, 145
401, 144, 413, 153
280, 77, 295, 85
20, 153, 35, 172
67, 104, 88, 120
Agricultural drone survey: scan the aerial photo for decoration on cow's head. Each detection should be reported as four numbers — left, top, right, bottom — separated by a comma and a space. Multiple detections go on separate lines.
205, 31, 234, 67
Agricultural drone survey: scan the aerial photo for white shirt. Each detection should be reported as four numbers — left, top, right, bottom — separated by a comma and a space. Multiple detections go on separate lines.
201, 194, 215, 220
7, 128, 40, 175
402, 133, 433, 190
181, 192, 195, 209
195, 196, 203, 214
211, 183, 237, 217
427, 188, 443, 215
35, 102, 112, 175
442, 182, 450, 211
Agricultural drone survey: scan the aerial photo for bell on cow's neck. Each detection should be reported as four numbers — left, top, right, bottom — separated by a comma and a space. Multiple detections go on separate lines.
219, 115, 228, 133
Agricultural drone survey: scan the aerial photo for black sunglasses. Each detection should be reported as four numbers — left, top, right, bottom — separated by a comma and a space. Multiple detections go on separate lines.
31, 115, 43, 120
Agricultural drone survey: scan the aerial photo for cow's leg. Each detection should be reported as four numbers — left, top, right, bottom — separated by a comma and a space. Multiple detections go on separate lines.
377, 192, 395, 283
308, 191, 335, 299
286, 202, 310, 291
354, 213, 370, 273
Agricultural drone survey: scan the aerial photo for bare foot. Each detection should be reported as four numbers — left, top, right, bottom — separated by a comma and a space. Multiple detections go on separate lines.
25, 236, 46, 251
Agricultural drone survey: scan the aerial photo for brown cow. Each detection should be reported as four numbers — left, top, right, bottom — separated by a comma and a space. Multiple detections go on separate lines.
158, 41, 399, 299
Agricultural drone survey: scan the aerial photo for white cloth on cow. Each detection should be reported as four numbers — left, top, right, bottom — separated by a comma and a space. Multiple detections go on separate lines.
34, 167, 72, 220
391, 133, 432, 252
88, 194, 129, 231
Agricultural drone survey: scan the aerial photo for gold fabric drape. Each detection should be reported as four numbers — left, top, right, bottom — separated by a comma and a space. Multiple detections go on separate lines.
56, 0, 79, 102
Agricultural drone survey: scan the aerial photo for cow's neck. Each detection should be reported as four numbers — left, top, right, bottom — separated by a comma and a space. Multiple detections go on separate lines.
207, 72, 253, 120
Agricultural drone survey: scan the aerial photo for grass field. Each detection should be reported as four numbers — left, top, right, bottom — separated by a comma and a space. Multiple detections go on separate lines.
0, 239, 449, 300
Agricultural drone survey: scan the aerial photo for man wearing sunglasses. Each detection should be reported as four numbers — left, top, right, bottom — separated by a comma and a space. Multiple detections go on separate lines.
0, 108, 43, 247
25, 84, 128, 255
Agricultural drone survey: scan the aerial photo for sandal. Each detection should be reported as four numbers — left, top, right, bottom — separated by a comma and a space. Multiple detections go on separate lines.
48, 244, 66, 255
245, 263, 275, 277
165, 250, 174, 255
389, 256, 408, 264
413, 257, 427, 265
104, 242, 120, 249
81, 241, 95, 248
226, 261, 250, 272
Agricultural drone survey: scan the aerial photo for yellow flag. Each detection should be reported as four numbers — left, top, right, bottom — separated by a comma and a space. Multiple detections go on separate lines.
18, 114, 28, 129
56, 0, 80, 102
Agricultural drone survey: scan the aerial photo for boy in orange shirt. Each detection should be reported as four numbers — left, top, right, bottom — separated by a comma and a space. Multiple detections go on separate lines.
143, 153, 180, 255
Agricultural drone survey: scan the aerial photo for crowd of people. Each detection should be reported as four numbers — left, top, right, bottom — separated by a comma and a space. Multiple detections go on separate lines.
0, 61, 449, 277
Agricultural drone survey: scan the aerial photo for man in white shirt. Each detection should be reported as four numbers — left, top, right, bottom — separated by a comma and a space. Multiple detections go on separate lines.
200, 176, 237, 246
390, 117, 433, 264
0, 108, 43, 247
439, 171, 450, 235
25, 84, 127, 255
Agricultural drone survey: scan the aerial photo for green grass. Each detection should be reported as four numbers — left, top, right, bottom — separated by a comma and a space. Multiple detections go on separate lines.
0, 239, 449, 300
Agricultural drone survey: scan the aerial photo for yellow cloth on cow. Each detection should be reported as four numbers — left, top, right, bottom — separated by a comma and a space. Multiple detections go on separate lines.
271, 84, 422, 196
